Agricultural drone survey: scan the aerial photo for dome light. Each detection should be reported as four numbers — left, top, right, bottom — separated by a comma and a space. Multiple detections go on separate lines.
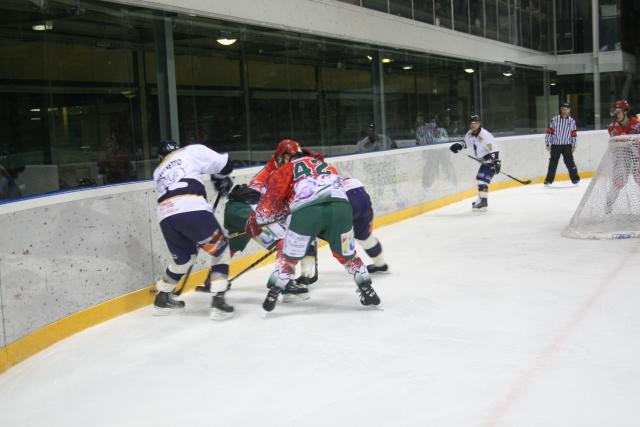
216, 38, 237, 46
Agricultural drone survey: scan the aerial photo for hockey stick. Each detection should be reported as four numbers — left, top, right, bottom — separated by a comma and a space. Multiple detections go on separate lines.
228, 230, 247, 239
466, 155, 532, 185
194, 243, 279, 292
227, 216, 289, 240
172, 191, 225, 296
228, 244, 278, 287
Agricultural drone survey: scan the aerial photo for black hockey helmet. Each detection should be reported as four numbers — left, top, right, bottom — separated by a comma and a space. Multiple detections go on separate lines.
158, 140, 180, 157
560, 101, 570, 109
469, 114, 481, 123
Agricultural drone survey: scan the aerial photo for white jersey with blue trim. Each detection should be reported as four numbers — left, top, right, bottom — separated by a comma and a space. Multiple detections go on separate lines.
463, 128, 499, 159
153, 144, 229, 221
342, 177, 364, 192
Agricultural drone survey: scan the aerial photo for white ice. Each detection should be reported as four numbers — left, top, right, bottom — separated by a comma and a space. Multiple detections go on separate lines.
1, 180, 640, 427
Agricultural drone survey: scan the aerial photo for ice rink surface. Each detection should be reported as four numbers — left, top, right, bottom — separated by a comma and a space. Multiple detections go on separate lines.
1, 180, 640, 427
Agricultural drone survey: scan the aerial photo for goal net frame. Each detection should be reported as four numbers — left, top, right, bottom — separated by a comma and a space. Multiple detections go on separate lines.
563, 134, 640, 240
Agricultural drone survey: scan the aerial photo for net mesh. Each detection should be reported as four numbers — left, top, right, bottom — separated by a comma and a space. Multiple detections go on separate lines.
564, 135, 640, 239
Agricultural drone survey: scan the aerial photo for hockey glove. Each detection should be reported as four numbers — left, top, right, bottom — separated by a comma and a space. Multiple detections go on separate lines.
212, 176, 233, 197
449, 142, 463, 153
228, 184, 261, 204
245, 211, 262, 238
493, 159, 502, 174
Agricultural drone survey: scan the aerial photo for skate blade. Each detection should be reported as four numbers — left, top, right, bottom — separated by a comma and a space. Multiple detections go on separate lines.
362, 304, 384, 311
152, 306, 184, 316
282, 293, 310, 303
210, 309, 234, 321
472, 207, 487, 213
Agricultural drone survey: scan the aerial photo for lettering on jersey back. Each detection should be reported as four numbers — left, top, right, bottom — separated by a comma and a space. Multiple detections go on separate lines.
292, 158, 335, 180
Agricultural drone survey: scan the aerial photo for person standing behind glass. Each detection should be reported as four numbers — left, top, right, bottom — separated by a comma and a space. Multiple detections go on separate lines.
544, 102, 580, 186
415, 113, 433, 145
356, 123, 393, 153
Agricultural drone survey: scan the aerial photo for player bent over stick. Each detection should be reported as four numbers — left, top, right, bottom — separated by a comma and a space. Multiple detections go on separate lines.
152, 140, 235, 320
203, 139, 324, 300
245, 142, 381, 312
449, 114, 501, 212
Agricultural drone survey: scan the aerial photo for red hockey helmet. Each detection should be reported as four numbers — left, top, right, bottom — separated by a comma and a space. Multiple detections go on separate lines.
613, 99, 630, 114
274, 139, 302, 165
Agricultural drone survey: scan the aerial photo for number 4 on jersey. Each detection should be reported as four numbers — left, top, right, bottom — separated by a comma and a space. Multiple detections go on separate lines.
293, 158, 336, 180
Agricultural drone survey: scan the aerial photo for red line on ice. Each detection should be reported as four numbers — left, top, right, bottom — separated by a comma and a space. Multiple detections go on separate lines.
482, 243, 640, 427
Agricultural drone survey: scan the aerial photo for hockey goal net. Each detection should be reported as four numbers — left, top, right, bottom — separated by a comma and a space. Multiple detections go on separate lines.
563, 134, 640, 239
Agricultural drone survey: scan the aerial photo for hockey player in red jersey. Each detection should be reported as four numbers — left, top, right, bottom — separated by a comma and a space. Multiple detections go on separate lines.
608, 100, 640, 136
245, 140, 381, 312
606, 100, 640, 213
249, 139, 324, 193
249, 140, 324, 295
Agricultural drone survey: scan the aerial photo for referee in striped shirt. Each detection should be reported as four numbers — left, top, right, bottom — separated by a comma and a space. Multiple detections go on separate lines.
544, 102, 580, 185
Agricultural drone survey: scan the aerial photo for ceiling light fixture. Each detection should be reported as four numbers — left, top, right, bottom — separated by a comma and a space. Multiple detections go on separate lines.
403, 65, 413, 70
216, 38, 237, 46
502, 71, 512, 77
382, 58, 394, 64
366, 55, 373, 61
32, 21, 53, 31
464, 68, 475, 74
550, 82, 557, 86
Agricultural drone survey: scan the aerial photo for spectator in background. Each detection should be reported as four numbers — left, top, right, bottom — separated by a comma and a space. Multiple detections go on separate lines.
415, 113, 435, 145
356, 123, 394, 153
434, 125, 449, 144
544, 102, 580, 186
98, 136, 135, 184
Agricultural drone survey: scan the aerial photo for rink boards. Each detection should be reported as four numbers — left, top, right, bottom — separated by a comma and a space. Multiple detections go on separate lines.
0, 130, 608, 372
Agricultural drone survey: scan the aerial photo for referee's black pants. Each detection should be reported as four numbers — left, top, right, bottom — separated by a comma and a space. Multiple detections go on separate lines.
545, 144, 580, 184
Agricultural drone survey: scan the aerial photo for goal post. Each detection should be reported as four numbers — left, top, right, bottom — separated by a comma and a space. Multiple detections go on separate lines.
563, 134, 640, 239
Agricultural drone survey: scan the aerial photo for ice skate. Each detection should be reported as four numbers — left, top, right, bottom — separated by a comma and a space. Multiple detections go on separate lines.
355, 276, 380, 306
195, 282, 211, 293
357, 281, 380, 306
472, 197, 488, 212
210, 292, 234, 321
153, 291, 185, 316
262, 286, 282, 312
366, 263, 389, 274
282, 280, 310, 303
296, 270, 318, 286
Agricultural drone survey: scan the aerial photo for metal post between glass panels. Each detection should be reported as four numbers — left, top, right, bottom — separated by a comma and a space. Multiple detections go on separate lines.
153, 14, 180, 143
371, 50, 387, 143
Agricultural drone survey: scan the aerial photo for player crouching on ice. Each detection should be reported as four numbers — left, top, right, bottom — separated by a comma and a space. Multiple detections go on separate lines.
206, 140, 319, 300
152, 140, 235, 320
245, 141, 381, 312
449, 115, 501, 211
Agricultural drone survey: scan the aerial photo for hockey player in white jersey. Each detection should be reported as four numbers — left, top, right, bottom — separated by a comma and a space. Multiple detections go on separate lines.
449, 115, 501, 211
153, 140, 235, 320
